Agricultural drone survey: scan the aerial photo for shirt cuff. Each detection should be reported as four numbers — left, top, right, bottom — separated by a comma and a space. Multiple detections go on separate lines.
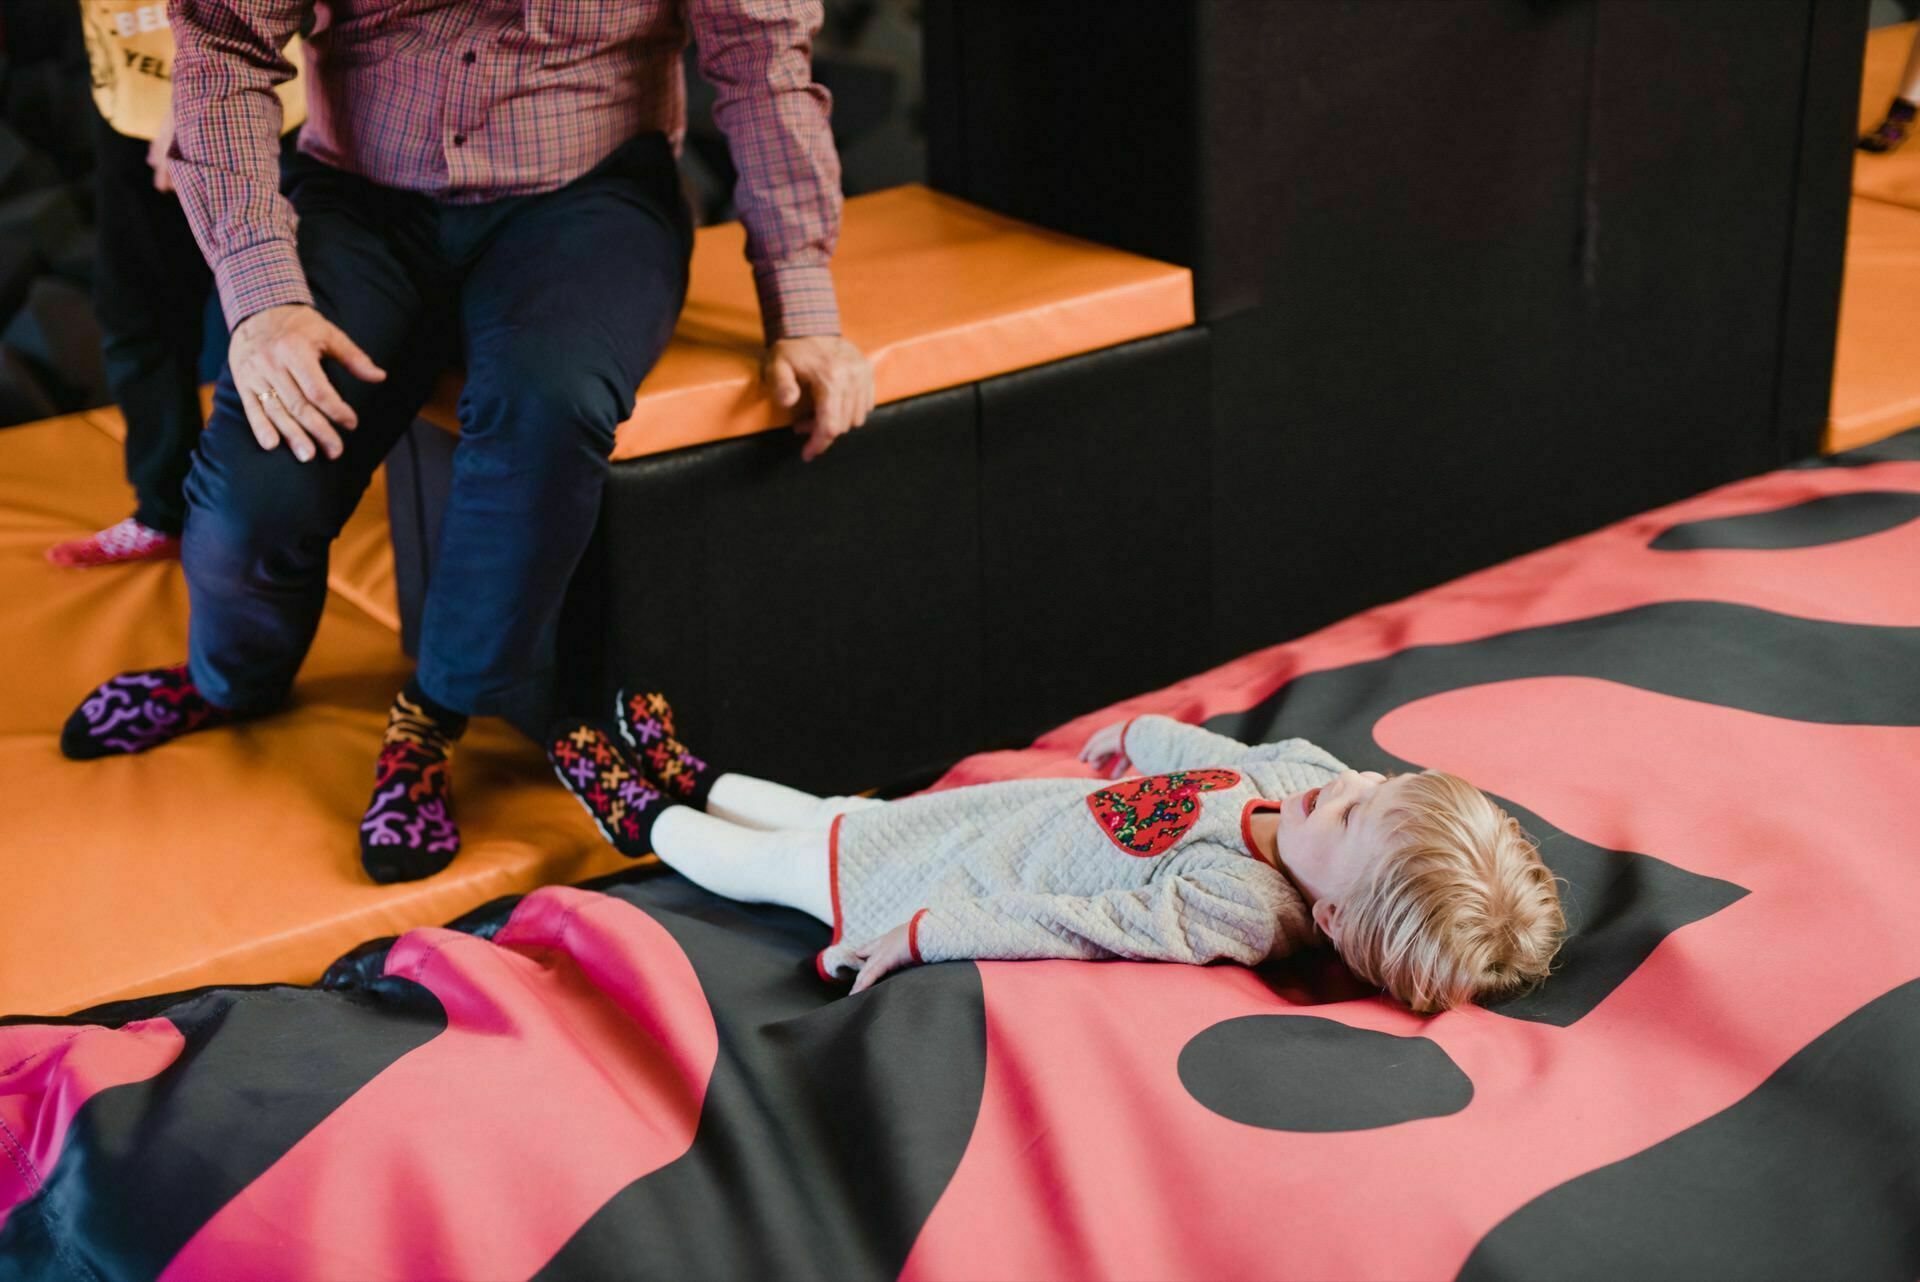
214, 239, 315, 333
755, 262, 841, 345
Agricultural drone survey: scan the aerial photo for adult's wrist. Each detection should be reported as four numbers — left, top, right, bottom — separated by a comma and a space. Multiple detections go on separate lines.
215, 241, 314, 334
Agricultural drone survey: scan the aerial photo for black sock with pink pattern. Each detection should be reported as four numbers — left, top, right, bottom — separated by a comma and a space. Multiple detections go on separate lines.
547, 719, 673, 858
358, 684, 465, 884
1861, 97, 1918, 153
614, 688, 719, 809
61, 663, 234, 760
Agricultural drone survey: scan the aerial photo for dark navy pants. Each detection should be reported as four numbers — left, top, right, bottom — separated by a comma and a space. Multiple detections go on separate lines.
92, 110, 216, 534
182, 132, 693, 720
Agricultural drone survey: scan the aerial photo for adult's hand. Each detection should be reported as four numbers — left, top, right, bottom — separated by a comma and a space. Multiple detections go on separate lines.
229, 303, 386, 462
762, 335, 875, 463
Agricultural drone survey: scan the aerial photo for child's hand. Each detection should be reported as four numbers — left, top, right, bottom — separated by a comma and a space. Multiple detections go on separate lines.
1077, 720, 1131, 778
847, 923, 917, 995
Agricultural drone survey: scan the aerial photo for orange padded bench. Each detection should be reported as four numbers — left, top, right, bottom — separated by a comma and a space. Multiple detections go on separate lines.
415, 183, 1195, 460
1825, 21, 1920, 454
1853, 21, 1920, 215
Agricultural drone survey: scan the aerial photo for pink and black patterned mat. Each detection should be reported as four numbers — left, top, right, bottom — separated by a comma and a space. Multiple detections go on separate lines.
4, 427, 1918, 1280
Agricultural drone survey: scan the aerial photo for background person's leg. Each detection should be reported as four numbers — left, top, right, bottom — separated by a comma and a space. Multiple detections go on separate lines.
419, 133, 693, 728
50, 113, 211, 564
181, 157, 452, 714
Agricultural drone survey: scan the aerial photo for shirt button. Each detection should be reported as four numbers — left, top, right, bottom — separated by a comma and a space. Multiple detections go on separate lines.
462, 50, 476, 64
453, 133, 467, 146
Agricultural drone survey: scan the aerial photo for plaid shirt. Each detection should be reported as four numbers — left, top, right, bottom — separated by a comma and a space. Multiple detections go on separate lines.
170, 0, 842, 343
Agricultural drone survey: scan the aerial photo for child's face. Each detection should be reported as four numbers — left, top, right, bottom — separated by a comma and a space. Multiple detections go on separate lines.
1275, 769, 1411, 943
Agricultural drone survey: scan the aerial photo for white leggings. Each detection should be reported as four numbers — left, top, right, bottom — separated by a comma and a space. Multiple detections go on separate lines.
649, 773, 884, 925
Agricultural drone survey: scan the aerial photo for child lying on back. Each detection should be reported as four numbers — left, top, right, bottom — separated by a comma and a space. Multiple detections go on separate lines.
548, 692, 1565, 1012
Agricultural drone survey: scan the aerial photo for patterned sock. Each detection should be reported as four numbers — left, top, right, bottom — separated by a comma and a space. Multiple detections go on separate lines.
46, 517, 182, 568
1860, 97, 1917, 153
547, 719, 673, 858
615, 688, 718, 809
359, 688, 464, 884
61, 663, 233, 760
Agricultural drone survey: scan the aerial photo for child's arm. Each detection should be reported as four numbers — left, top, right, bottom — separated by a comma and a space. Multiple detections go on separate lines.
1084, 713, 1340, 776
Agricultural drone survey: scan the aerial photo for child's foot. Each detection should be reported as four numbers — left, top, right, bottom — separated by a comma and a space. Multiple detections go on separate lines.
359, 690, 463, 884
1860, 98, 1917, 153
547, 719, 670, 858
60, 663, 233, 759
46, 517, 181, 568
615, 688, 718, 808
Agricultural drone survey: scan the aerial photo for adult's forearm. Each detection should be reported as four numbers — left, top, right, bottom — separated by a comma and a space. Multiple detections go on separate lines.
169, 0, 312, 329
689, 0, 845, 344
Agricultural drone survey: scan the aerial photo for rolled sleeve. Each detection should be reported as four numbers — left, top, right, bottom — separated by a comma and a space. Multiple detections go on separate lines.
754, 260, 841, 344
689, 0, 845, 344
170, 0, 309, 332
210, 238, 315, 331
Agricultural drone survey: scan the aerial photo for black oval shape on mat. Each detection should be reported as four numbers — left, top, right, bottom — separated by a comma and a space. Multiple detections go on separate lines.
1649, 491, 1920, 550
1179, 1015, 1472, 1132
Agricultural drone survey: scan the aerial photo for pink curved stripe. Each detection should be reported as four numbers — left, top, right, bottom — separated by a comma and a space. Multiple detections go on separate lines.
160, 887, 718, 1282
0, 1019, 185, 1232
931, 460, 1920, 792
905, 617, 1920, 1270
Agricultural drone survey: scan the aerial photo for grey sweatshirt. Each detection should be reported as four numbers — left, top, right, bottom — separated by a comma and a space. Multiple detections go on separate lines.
815, 716, 1350, 980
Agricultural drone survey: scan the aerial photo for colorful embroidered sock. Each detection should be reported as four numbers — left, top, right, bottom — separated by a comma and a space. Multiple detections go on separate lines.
61, 663, 233, 759
547, 719, 673, 858
1860, 97, 1918, 153
358, 689, 464, 884
615, 688, 718, 809
45, 517, 182, 568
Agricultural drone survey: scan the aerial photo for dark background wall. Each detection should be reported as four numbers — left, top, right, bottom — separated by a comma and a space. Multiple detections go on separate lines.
924, 0, 1868, 665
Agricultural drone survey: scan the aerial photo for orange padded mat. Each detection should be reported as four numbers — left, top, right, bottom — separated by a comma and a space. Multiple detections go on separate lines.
417, 183, 1196, 461
1826, 22, 1920, 453
1853, 21, 1920, 213
0, 413, 631, 1016
1829, 197, 1920, 453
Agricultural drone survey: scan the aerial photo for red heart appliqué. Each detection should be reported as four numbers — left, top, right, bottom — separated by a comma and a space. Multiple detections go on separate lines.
1086, 769, 1242, 857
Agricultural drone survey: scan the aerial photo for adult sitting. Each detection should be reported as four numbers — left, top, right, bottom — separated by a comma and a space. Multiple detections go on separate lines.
59, 0, 876, 885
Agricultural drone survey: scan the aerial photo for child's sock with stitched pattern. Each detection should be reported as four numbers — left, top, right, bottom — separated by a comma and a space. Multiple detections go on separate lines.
615, 688, 719, 809
46, 517, 182, 568
547, 719, 674, 858
358, 682, 466, 884
60, 662, 234, 759
1861, 97, 1918, 153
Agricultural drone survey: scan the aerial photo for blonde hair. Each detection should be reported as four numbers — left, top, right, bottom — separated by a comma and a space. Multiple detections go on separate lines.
1334, 771, 1564, 1014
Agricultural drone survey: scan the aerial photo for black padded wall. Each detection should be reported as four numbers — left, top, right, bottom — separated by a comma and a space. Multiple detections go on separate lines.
588, 386, 982, 794
392, 334, 1221, 791
926, 0, 1865, 662
977, 329, 1212, 740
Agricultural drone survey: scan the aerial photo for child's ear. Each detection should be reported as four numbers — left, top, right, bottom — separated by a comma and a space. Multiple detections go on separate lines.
1312, 899, 1343, 947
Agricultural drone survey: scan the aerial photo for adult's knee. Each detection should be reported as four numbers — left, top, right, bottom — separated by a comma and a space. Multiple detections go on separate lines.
462, 339, 628, 461
183, 430, 341, 563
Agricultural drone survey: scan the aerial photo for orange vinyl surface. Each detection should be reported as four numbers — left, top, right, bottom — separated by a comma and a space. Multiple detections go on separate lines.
418, 183, 1196, 461
1853, 21, 1920, 213
1828, 197, 1920, 453
0, 414, 633, 1016
1826, 22, 1920, 453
